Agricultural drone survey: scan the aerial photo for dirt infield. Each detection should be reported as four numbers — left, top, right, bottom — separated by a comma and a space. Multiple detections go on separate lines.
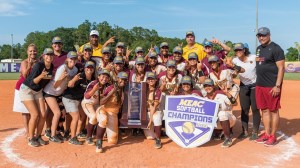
0, 80, 299, 168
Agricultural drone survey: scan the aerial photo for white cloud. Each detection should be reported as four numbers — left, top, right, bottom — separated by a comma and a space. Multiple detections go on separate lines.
0, 0, 30, 16
80, 0, 137, 5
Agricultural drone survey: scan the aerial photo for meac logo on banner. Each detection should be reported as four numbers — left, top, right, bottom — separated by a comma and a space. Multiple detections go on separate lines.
164, 95, 219, 148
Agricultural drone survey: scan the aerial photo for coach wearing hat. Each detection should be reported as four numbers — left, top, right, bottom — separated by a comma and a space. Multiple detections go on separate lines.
254, 27, 285, 146
78, 30, 115, 58
183, 31, 206, 61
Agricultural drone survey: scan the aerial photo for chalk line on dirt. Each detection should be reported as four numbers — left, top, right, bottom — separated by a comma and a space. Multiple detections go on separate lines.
0, 128, 48, 168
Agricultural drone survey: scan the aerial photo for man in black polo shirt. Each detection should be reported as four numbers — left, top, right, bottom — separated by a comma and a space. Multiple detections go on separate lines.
254, 27, 285, 146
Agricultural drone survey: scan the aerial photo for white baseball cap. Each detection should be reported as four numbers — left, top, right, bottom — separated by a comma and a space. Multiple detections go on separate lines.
90, 30, 99, 36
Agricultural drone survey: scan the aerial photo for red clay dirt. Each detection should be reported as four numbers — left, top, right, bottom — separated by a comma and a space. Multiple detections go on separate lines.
0, 80, 299, 168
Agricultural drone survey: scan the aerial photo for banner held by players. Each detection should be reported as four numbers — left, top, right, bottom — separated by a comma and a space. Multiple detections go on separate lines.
164, 95, 219, 148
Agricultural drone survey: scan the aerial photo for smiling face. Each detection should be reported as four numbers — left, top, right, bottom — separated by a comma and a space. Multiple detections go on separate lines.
167, 66, 176, 76
84, 66, 95, 76
116, 46, 124, 55
52, 42, 63, 52
146, 78, 157, 87
117, 78, 127, 87
182, 83, 191, 92
173, 52, 182, 61
148, 57, 157, 66
257, 33, 271, 46
135, 63, 145, 73
234, 49, 245, 58
66, 57, 77, 69
114, 63, 124, 71
27, 45, 37, 59
89, 35, 99, 45
209, 61, 219, 70
204, 85, 214, 95
188, 58, 197, 66
186, 35, 195, 45
102, 52, 111, 61
83, 49, 92, 60
160, 46, 169, 55
204, 46, 213, 54
98, 74, 110, 85
43, 53, 54, 63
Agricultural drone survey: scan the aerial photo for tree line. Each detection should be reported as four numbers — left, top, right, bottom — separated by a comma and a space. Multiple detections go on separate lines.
0, 20, 299, 61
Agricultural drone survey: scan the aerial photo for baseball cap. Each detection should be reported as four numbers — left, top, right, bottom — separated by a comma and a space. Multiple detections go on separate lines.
203, 78, 214, 86
135, 56, 145, 64
43, 48, 54, 55
90, 30, 99, 36
160, 42, 169, 48
83, 44, 92, 50
234, 43, 245, 50
166, 60, 176, 67
135, 46, 144, 53
257, 27, 270, 36
102, 47, 111, 54
188, 52, 198, 60
181, 76, 192, 85
149, 51, 158, 58
84, 61, 95, 68
98, 69, 110, 76
244, 43, 249, 49
116, 42, 125, 48
173, 46, 183, 54
146, 72, 156, 79
203, 41, 213, 47
52, 36, 62, 43
67, 51, 77, 59
208, 55, 219, 63
113, 56, 124, 64
117, 71, 128, 79
186, 31, 195, 37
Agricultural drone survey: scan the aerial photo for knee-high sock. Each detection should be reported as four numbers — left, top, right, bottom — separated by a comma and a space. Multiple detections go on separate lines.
154, 126, 162, 139
96, 125, 106, 140
86, 123, 94, 138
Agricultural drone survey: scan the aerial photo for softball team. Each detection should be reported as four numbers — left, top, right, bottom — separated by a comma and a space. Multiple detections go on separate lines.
15, 30, 265, 151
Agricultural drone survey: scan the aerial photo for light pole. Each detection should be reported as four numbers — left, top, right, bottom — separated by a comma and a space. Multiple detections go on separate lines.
255, 0, 258, 51
11, 34, 14, 60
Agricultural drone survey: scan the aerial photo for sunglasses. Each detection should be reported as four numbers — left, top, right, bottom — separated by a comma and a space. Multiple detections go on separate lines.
256, 34, 268, 37
234, 49, 243, 52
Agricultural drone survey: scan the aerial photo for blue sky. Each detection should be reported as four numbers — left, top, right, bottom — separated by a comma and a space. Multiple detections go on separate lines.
0, 0, 299, 53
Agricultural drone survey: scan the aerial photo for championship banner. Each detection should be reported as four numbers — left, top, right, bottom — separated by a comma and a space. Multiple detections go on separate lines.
0, 63, 21, 72
164, 95, 219, 148
119, 82, 148, 128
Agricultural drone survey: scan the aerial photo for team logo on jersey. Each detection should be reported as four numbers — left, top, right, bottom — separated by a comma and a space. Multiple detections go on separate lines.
164, 95, 219, 148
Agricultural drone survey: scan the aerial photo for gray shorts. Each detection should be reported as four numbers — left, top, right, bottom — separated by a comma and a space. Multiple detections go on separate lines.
62, 97, 80, 113
19, 84, 43, 101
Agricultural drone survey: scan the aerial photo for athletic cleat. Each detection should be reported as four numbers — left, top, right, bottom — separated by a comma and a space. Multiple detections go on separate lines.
37, 135, 47, 146
249, 132, 259, 141
44, 129, 51, 139
264, 135, 277, 147
28, 138, 40, 147
86, 137, 95, 146
255, 133, 269, 143
63, 130, 70, 141
96, 139, 103, 153
237, 131, 249, 139
77, 131, 87, 139
68, 137, 83, 145
49, 135, 62, 143
154, 138, 162, 149
56, 133, 64, 142
221, 138, 232, 148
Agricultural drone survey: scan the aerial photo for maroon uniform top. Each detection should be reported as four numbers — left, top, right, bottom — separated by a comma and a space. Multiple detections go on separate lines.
201, 50, 226, 76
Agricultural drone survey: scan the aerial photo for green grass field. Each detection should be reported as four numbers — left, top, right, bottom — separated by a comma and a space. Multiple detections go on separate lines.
1, 72, 299, 80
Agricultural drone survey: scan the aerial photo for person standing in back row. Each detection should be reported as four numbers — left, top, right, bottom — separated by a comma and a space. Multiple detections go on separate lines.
183, 31, 206, 61
254, 27, 285, 147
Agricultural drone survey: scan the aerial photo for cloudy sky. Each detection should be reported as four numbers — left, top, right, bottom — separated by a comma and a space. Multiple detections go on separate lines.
1, 0, 300, 53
